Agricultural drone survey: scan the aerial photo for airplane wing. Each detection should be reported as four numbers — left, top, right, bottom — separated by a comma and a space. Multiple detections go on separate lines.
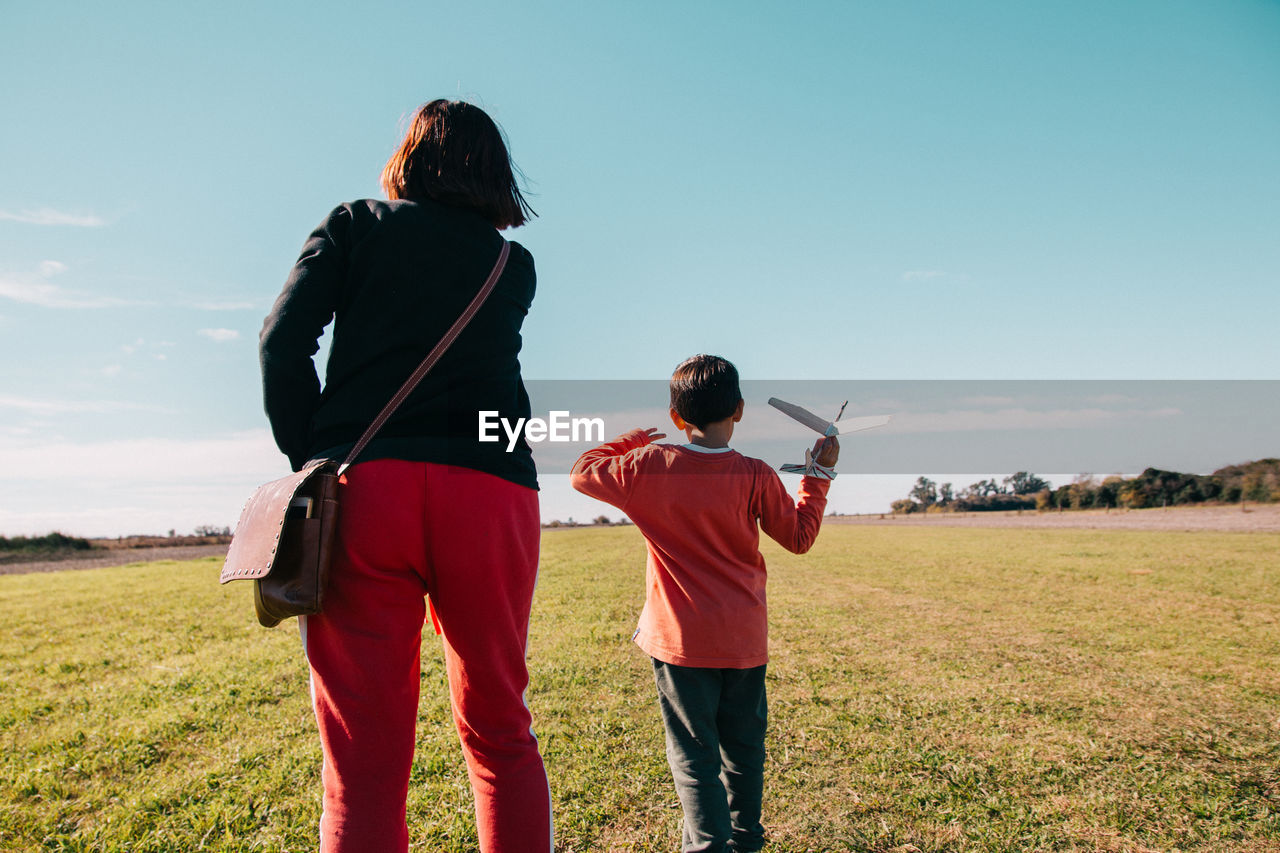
831, 414, 891, 434
781, 447, 813, 475
767, 398, 831, 435
780, 447, 837, 480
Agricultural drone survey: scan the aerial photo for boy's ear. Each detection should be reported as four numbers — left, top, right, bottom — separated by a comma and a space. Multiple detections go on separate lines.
669, 408, 687, 430
732, 399, 745, 422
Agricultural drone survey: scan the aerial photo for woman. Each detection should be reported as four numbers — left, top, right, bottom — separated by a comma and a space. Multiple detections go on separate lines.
260, 100, 551, 852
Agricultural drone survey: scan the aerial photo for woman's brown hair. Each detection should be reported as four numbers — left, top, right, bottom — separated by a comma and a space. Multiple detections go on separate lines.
380, 100, 535, 229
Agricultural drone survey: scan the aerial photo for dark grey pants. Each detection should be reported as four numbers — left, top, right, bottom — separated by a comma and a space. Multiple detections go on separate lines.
652, 659, 768, 853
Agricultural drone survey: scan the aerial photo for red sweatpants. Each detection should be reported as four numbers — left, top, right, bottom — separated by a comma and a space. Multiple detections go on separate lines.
302, 458, 552, 852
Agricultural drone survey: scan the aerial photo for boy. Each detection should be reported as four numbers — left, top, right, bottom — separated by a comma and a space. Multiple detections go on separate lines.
569, 354, 838, 853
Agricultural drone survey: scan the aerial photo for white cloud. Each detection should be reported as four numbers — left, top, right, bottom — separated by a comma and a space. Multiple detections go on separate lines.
194, 300, 257, 311
0, 502, 236, 539
119, 337, 175, 358
0, 395, 168, 416
0, 430, 282, 483
0, 208, 106, 227
39, 260, 68, 277
0, 431, 287, 536
0, 277, 131, 309
198, 328, 240, 343
99, 364, 123, 377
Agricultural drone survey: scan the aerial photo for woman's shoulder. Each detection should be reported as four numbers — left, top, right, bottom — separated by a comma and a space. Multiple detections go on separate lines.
319, 199, 534, 271
329, 198, 410, 223
335, 198, 523, 239
505, 239, 535, 271
311, 198, 456, 248
307, 199, 384, 240
316, 198, 427, 225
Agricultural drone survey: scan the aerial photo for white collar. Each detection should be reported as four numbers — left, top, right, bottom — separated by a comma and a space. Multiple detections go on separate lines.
682, 443, 733, 454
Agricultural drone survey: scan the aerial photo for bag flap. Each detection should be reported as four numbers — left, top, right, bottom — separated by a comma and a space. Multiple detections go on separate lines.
220, 462, 336, 584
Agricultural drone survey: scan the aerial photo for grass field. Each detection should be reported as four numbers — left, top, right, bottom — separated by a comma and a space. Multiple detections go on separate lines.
1, 525, 1278, 852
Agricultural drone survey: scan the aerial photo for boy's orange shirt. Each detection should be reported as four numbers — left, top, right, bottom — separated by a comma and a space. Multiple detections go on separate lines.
569, 429, 830, 668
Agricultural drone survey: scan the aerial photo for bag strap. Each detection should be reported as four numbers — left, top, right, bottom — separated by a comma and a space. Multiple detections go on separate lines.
337, 239, 511, 475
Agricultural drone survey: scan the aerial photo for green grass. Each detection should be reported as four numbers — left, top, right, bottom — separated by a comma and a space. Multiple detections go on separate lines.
1, 526, 1278, 851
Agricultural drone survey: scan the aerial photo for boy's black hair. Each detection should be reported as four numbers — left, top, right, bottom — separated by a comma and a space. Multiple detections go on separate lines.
670, 354, 742, 430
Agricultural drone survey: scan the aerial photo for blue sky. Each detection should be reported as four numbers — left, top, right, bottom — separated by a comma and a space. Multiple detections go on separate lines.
2, 1, 1277, 535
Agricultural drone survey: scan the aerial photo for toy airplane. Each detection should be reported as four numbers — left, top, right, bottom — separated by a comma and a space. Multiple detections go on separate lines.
768, 397, 891, 478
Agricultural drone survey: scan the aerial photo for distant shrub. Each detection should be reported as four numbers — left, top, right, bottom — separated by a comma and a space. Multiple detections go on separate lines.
1095, 476, 1124, 508
890, 499, 918, 515
1214, 458, 1280, 502
1004, 472, 1051, 495
889, 459, 1277, 515
951, 494, 1037, 513
1243, 470, 1275, 503
0, 532, 93, 553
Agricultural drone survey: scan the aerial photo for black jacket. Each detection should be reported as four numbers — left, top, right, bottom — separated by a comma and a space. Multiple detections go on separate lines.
260, 198, 537, 489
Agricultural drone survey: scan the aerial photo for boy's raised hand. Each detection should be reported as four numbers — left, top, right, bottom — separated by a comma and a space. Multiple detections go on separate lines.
814, 436, 840, 467
643, 428, 667, 443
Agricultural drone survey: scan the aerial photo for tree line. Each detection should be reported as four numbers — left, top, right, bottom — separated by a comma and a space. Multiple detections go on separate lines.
0, 532, 93, 554
891, 458, 1280, 514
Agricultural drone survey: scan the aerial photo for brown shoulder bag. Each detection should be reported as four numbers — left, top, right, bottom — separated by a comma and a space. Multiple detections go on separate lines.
220, 240, 511, 627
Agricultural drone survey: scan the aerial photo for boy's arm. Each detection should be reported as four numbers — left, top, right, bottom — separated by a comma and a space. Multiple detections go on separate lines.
758, 468, 830, 554
759, 433, 837, 553
569, 428, 662, 509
